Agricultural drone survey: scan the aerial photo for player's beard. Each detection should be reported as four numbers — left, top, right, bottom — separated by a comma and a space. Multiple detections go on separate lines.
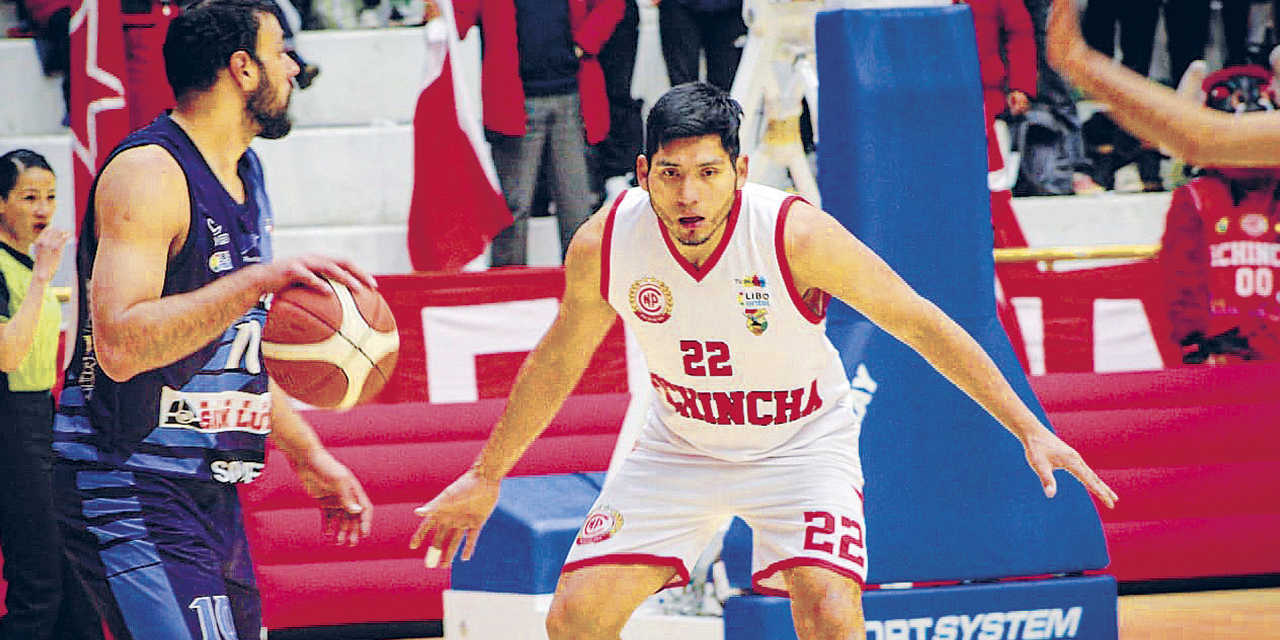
248, 74, 292, 140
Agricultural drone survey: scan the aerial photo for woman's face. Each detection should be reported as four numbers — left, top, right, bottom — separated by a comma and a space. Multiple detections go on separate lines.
0, 167, 56, 250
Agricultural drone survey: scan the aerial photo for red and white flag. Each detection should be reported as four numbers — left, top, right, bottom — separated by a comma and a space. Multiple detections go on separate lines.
406, 0, 513, 272
69, 0, 129, 234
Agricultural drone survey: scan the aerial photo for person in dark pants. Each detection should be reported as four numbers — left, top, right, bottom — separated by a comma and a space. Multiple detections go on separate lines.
1078, 0, 1165, 191
0, 149, 103, 640
593, 0, 643, 199
657, 0, 746, 90
1164, 0, 1280, 88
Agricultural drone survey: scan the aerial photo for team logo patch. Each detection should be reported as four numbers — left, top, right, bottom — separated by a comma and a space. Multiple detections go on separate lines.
577, 505, 623, 545
209, 250, 233, 273
1241, 213, 1269, 238
630, 277, 673, 323
737, 274, 771, 335
1215, 217, 1230, 234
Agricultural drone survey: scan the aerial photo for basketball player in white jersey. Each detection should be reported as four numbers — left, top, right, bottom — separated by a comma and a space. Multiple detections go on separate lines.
411, 82, 1118, 640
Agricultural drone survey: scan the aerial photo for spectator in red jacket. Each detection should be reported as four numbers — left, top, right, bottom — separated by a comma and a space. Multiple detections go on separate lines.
480, 0, 623, 266
958, 0, 1038, 127
1159, 65, 1280, 364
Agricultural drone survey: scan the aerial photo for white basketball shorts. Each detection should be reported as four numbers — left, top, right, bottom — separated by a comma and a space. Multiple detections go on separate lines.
561, 435, 867, 596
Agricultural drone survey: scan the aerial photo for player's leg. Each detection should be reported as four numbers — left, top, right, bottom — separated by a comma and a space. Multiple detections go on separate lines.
545, 563, 676, 640
553, 448, 732, 639
54, 466, 255, 640
737, 413, 869, 640
783, 565, 865, 640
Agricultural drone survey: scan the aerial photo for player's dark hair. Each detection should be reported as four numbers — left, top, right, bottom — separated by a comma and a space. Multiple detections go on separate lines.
645, 82, 744, 162
164, 0, 278, 101
0, 149, 54, 200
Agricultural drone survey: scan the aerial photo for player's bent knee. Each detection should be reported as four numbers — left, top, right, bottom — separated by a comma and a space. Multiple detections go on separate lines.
792, 593, 865, 640
545, 594, 625, 640
787, 568, 865, 640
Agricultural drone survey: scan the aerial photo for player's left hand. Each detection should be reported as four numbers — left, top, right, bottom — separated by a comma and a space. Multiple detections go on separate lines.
1022, 428, 1118, 509
294, 449, 374, 545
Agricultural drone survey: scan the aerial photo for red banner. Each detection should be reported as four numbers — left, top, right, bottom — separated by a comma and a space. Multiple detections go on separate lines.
372, 268, 630, 404
69, 0, 129, 232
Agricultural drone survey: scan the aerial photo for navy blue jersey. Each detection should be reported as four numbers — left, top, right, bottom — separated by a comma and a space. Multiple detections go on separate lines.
54, 114, 275, 484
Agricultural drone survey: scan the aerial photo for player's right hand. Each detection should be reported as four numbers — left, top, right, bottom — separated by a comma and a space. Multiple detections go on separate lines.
409, 469, 502, 569
259, 254, 377, 297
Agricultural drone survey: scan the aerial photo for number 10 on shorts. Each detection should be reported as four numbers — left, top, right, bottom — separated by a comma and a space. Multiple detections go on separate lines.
189, 595, 238, 640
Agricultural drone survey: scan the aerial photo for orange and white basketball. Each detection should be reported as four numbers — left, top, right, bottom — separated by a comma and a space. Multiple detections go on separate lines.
262, 278, 399, 410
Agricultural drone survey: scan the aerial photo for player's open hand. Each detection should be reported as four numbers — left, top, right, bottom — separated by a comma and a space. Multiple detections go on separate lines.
1022, 428, 1118, 509
260, 255, 378, 298
410, 470, 501, 569
294, 448, 374, 545
1046, 0, 1087, 72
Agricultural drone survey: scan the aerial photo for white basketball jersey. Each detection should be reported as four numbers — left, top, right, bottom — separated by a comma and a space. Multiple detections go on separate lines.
602, 182, 857, 462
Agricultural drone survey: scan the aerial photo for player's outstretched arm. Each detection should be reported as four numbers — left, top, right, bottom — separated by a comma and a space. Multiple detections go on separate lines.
89, 146, 377, 381
410, 210, 621, 568
268, 382, 373, 545
1046, 0, 1280, 168
783, 202, 1118, 508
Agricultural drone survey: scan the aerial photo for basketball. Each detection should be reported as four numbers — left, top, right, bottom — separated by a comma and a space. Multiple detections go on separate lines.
262, 278, 400, 410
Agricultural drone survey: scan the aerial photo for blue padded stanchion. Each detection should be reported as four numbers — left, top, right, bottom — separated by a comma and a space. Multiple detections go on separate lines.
450, 472, 605, 594
813, 6, 1110, 584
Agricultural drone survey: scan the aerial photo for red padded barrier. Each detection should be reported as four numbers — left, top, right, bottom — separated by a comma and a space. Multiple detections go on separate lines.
239, 392, 629, 630
1033, 365, 1280, 583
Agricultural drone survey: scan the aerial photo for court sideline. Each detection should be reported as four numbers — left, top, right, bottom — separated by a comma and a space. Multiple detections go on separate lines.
1119, 587, 1280, 639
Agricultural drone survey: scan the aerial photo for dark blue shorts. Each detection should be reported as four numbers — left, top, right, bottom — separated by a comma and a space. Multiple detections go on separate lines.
53, 462, 260, 640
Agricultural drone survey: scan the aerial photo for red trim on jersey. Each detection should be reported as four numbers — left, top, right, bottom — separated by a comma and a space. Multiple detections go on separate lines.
776, 198, 829, 324
751, 557, 867, 598
657, 190, 742, 282
561, 554, 691, 591
600, 191, 626, 301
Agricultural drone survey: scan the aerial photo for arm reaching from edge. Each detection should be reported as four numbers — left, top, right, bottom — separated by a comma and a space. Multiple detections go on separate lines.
784, 201, 1118, 508
1046, 0, 1280, 168
410, 209, 622, 568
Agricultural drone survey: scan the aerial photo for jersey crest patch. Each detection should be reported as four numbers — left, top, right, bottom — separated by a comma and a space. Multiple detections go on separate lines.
737, 274, 771, 335
1241, 213, 1269, 238
577, 505, 623, 545
630, 277, 673, 323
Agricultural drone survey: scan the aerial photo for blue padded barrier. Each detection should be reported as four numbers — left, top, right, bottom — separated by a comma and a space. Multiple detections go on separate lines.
723, 575, 1118, 640
450, 472, 605, 594
813, 6, 1110, 584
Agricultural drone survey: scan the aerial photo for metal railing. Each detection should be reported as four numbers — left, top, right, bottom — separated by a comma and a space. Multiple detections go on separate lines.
993, 244, 1159, 270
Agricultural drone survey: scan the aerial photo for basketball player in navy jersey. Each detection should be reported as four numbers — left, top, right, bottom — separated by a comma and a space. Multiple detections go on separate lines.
52, 1, 374, 638
1048, 0, 1280, 167
412, 82, 1118, 640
